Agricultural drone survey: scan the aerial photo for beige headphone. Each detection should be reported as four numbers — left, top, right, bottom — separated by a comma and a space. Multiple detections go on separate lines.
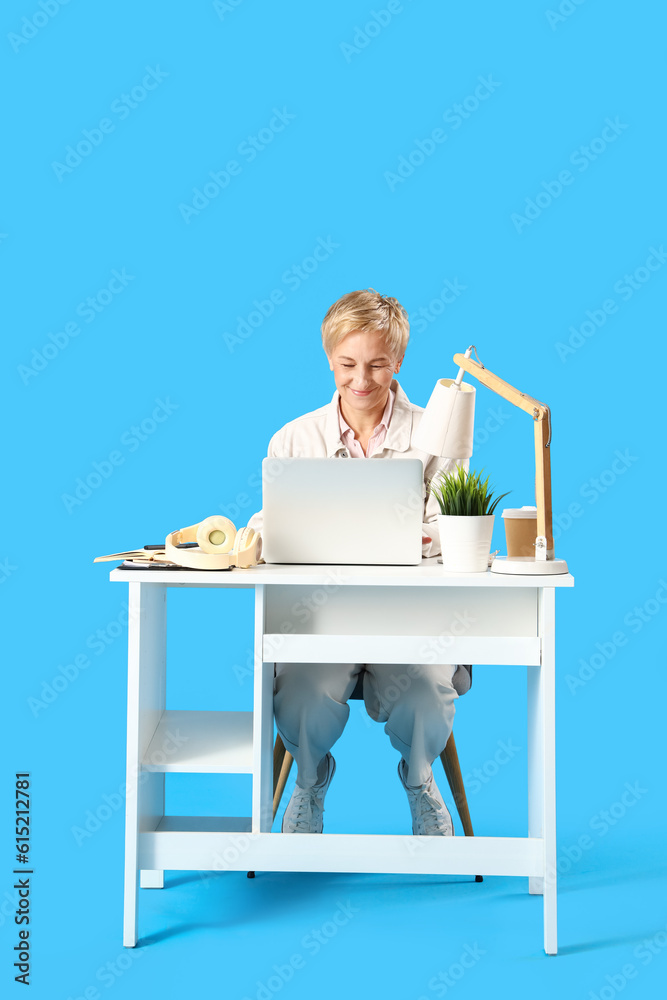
94, 515, 262, 570
165, 516, 261, 569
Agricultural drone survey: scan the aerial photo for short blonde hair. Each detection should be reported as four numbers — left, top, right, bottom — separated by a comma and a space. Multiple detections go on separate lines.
321, 289, 410, 359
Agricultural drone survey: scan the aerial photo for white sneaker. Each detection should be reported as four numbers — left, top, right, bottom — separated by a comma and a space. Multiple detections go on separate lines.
398, 758, 454, 836
281, 754, 336, 833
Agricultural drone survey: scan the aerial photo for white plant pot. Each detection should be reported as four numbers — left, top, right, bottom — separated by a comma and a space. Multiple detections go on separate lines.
437, 514, 495, 573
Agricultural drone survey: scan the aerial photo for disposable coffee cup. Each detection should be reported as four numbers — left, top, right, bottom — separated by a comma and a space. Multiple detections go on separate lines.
501, 506, 538, 557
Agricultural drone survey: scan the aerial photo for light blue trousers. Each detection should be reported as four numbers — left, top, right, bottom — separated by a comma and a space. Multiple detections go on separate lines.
274, 662, 458, 788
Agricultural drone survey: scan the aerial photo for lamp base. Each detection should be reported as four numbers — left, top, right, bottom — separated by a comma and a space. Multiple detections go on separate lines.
490, 555, 569, 576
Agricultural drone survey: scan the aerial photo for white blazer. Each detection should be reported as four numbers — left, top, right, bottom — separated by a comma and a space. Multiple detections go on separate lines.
248, 379, 468, 559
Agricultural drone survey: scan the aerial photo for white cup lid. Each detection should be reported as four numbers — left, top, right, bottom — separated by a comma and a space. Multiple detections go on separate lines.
501, 506, 538, 519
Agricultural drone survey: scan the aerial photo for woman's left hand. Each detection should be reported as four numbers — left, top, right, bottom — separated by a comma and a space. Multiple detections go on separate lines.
422, 536, 432, 544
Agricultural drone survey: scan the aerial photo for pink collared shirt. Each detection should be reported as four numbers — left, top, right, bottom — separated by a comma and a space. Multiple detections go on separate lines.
338, 388, 396, 457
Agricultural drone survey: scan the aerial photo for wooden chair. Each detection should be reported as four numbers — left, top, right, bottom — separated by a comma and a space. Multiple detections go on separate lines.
270, 670, 481, 881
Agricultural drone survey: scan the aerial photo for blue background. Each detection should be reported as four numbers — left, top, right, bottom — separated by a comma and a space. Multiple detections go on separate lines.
2, 1, 666, 997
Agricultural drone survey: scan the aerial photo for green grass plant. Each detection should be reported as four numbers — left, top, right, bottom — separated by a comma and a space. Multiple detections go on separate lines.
427, 465, 510, 517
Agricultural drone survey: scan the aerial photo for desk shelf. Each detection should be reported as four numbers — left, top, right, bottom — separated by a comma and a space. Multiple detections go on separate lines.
263, 634, 541, 666
137, 830, 544, 878
142, 710, 253, 774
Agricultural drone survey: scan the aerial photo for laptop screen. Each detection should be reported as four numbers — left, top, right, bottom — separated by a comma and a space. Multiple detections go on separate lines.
262, 458, 424, 565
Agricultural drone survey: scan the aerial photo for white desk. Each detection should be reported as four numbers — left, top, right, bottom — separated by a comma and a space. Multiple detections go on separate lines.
110, 559, 574, 954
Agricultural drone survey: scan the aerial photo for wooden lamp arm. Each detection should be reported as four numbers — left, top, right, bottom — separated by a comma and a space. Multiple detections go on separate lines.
452, 353, 554, 555
452, 354, 549, 420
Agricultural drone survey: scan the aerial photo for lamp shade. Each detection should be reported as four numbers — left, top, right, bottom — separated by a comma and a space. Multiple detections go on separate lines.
413, 378, 476, 458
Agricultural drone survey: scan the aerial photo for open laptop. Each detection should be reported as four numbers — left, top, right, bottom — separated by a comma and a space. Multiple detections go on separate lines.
261, 458, 424, 565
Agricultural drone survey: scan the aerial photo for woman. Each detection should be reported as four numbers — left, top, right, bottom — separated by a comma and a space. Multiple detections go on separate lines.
248, 289, 469, 835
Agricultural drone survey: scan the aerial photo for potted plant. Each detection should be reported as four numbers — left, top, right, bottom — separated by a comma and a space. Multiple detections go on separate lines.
427, 466, 510, 573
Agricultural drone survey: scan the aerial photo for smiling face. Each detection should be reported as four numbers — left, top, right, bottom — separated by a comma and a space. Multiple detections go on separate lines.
328, 329, 403, 418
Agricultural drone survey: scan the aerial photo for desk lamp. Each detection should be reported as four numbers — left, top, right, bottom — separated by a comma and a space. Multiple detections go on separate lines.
414, 346, 569, 575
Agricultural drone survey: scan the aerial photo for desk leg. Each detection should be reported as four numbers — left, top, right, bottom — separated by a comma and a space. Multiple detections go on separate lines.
528, 588, 557, 955
123, 583, 167, 947
252, 584, 274, 834
527, 656, 544, 899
